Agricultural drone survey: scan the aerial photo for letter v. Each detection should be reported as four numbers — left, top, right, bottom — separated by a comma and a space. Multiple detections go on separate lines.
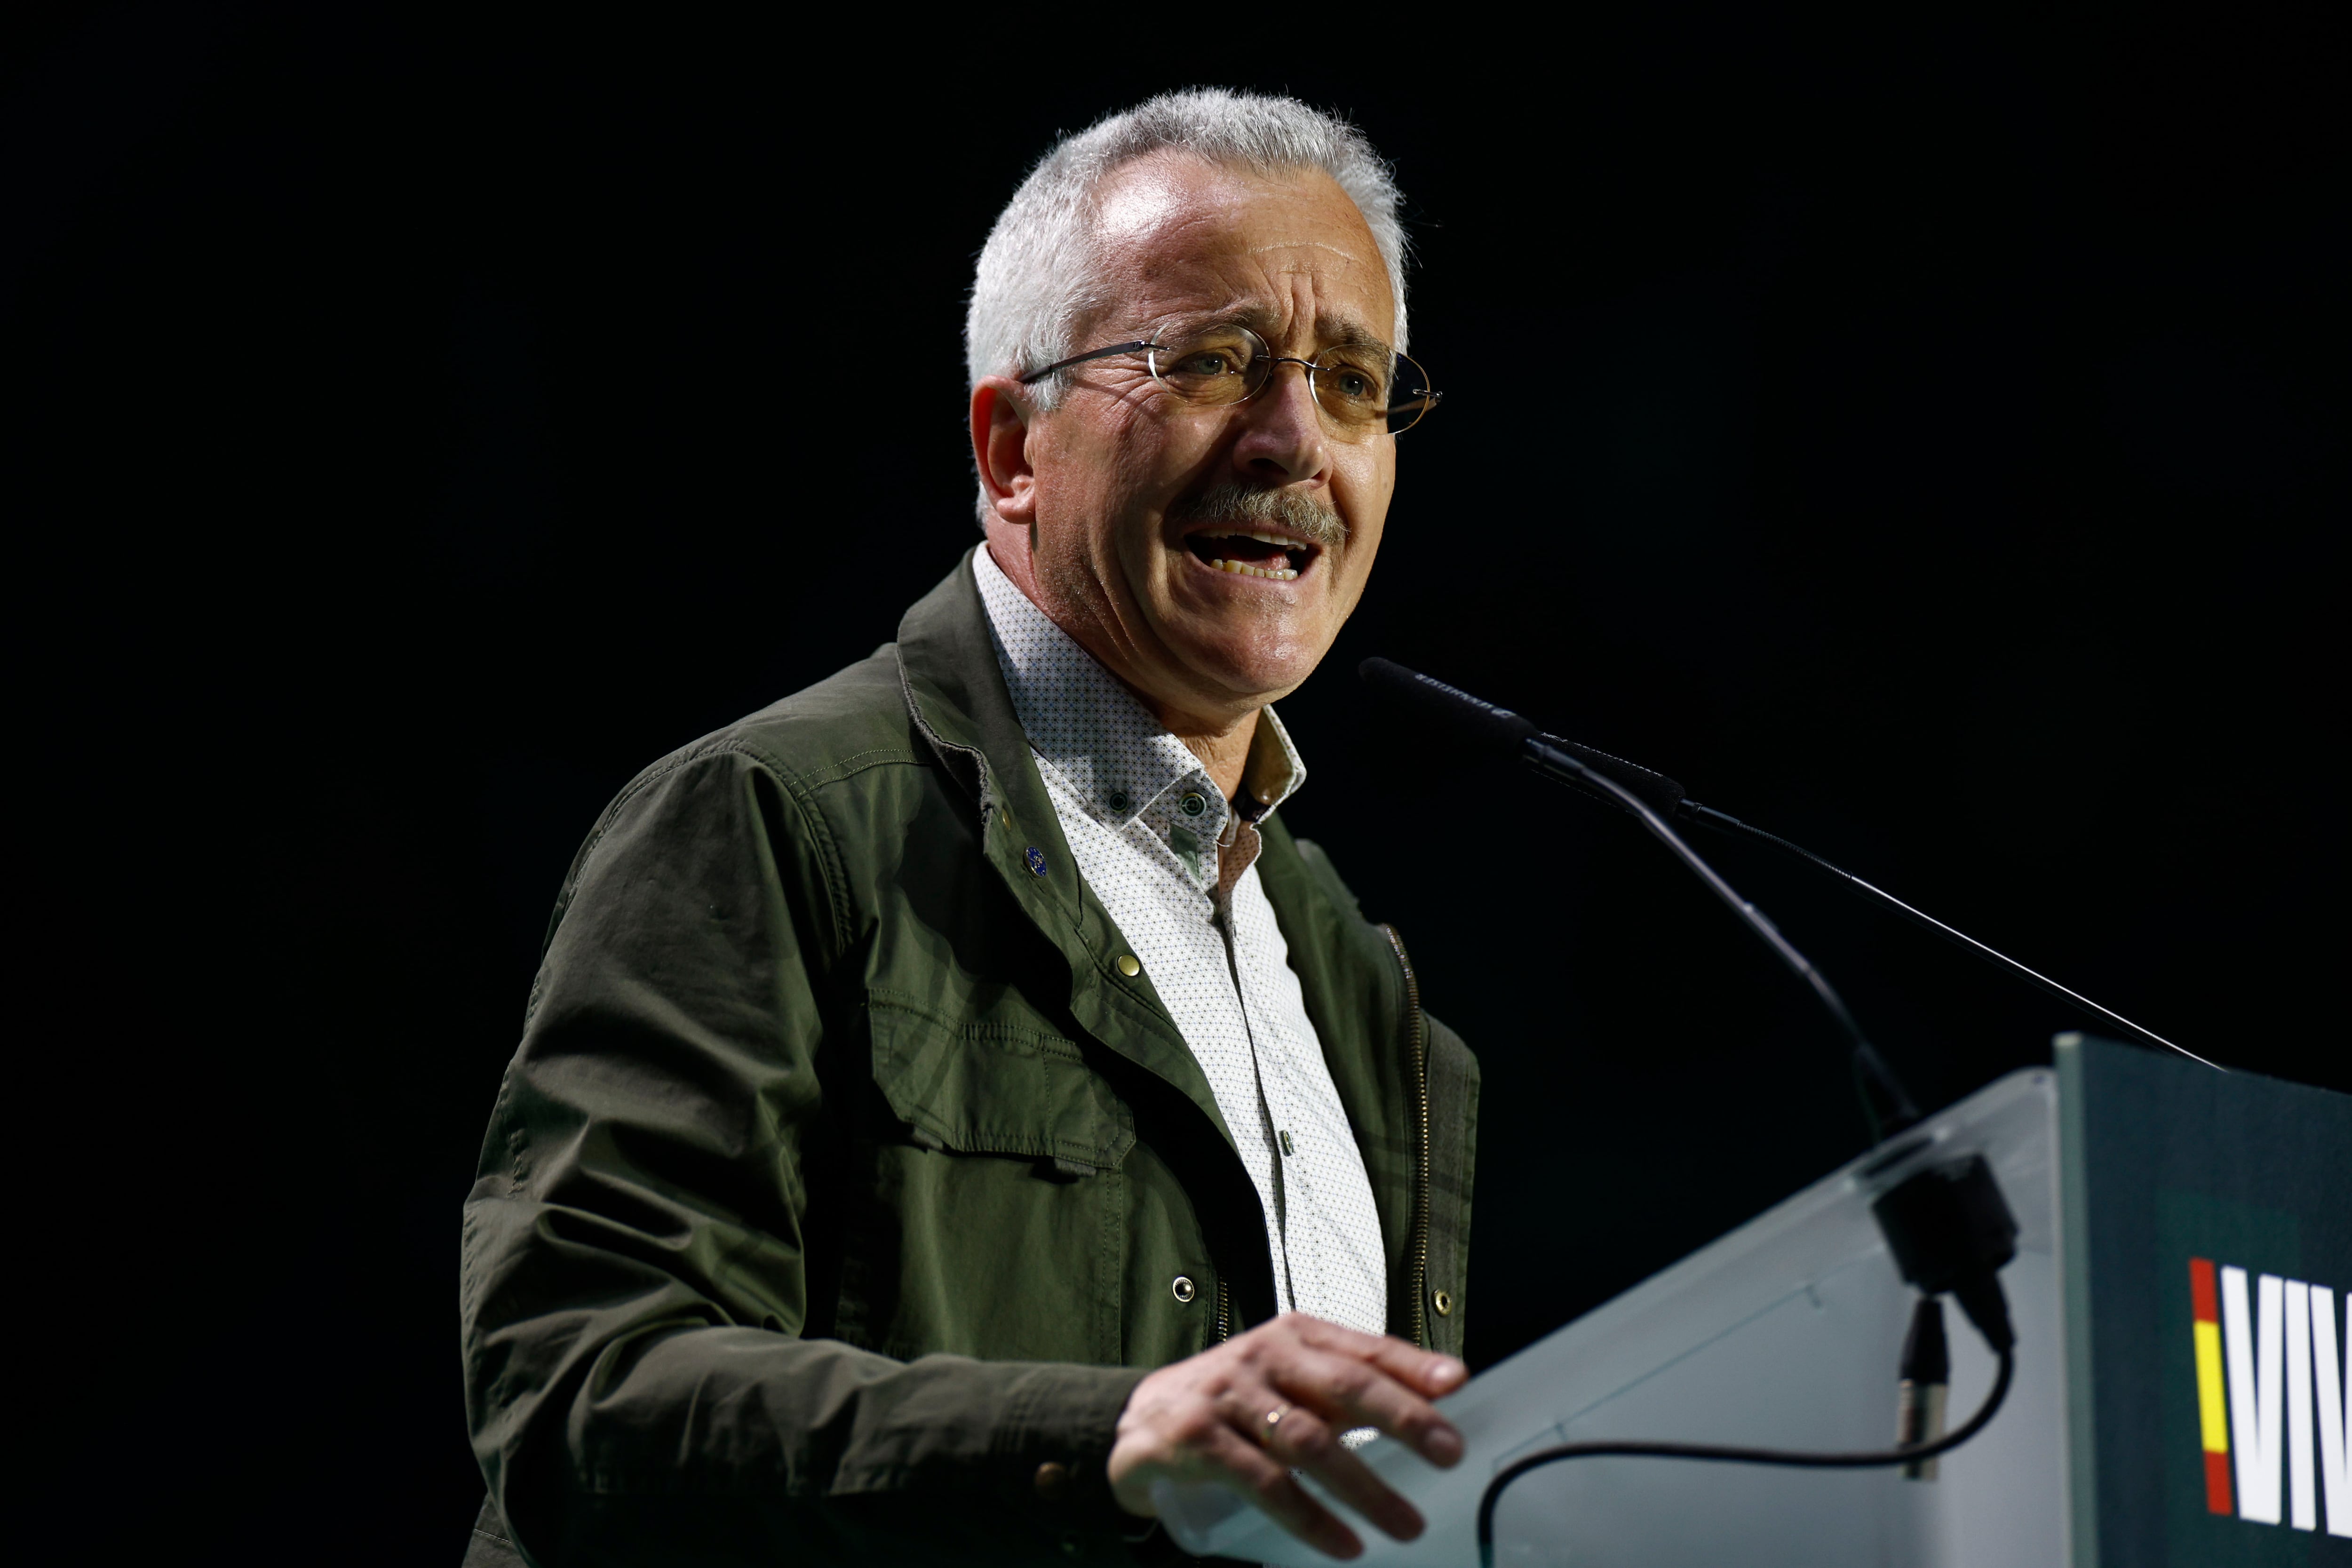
2222, 1267, 2286, 1525
2313, 1285, 2351, 1539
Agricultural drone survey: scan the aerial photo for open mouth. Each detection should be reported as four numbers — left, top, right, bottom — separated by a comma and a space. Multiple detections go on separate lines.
1182, 528, 1317, 581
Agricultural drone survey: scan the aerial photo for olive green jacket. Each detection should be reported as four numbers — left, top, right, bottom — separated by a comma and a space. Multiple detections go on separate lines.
458, 551, 1479, 1566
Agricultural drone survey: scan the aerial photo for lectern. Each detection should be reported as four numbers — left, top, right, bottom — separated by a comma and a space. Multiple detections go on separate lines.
1158, 1035, 2350, 1566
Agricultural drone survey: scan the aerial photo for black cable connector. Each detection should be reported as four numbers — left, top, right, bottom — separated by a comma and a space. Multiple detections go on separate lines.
1871, 1154, 2019, 1353
1897, 1295, 1951, 1480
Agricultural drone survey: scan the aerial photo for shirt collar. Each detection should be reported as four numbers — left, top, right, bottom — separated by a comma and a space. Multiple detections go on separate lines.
973, 545, 1308, 849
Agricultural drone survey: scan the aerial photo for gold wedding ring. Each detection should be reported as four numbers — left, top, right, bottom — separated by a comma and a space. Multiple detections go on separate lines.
1259, 1403, 1291, 1447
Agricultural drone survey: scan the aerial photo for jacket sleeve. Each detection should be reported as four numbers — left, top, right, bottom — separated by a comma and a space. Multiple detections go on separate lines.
459, 746, 1147, 1566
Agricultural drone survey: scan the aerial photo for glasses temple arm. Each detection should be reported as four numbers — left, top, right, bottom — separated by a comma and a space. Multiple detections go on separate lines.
1016, 340, 1158, 385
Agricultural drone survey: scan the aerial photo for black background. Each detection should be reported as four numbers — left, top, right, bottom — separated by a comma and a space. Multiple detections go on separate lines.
8, 6, 2343, 1561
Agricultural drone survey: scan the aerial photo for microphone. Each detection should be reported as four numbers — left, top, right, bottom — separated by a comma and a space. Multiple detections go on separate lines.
1358, 657, 1685, 818
1357, 656, 1920, 1140
1356, 657, 1535, 751
1364, 657, 2035, 1560
1356, 658, 2217, 1072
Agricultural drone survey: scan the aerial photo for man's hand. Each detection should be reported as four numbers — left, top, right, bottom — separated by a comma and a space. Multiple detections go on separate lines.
1106, 1313, 1468, 1560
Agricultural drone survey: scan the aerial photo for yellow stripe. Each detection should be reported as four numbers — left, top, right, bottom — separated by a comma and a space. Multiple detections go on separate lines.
2194, 1321, 2230, 1452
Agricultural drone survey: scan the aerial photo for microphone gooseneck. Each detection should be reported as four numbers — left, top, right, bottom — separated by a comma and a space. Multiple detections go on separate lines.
1360, 656, 1921, 1139
1361, 658, 2044, 1568
1357, 657, 2218, 1073
1523, 732, 1922, 1138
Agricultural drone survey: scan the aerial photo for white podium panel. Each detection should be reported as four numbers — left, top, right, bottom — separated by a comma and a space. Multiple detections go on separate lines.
1159, 1069, 2068, 1566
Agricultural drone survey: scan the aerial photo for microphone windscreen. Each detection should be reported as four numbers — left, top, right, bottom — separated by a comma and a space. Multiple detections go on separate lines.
1359, 658, 1539, 756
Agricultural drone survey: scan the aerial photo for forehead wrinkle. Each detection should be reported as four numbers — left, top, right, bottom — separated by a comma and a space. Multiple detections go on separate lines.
1088, 164, 1394, 350
1245, 296, 1392, 356
1135, 298, 1393, 360
1247, 239, 1366, 263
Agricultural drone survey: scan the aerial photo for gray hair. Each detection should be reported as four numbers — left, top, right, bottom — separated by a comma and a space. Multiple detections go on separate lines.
966, 88, 1410, 415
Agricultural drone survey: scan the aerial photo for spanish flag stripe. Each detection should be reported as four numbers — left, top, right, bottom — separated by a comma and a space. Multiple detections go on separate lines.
2194, 1324, 2230, 1449
2190, 1257, 2233, 1515
2204, 1449, 2234, 1516
2190, 1254, 2220, 1321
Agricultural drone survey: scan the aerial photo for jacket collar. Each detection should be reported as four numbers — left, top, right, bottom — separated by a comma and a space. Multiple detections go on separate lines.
892, 546, 1036, 840
967, 544, 1312, 892
894, 547, 1236, 1143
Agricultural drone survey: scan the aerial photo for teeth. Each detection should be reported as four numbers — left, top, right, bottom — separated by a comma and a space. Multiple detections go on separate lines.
1242, 530, 1301, 549
1208, 558, 1300, 581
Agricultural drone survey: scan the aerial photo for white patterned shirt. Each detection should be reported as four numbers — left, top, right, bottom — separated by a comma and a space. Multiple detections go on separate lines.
974, 546, 1389, 1338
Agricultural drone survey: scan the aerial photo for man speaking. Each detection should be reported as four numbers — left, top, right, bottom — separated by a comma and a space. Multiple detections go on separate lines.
461, 89, 1478, 1566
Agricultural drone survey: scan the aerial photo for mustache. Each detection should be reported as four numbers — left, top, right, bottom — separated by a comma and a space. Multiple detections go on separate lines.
1166, 482, 1349, 550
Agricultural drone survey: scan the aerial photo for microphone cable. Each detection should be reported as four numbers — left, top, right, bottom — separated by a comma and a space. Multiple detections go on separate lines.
1357, 655, 2216, 1072
1474, 1345, 2016, 1568
1674, 800, 2223, 1071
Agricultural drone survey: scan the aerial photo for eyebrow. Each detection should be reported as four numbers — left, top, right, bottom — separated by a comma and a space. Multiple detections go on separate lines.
1156, 302, 1393, 359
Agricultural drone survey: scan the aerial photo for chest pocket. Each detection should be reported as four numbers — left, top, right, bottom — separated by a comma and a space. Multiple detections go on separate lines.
865, 990, 1135, 1172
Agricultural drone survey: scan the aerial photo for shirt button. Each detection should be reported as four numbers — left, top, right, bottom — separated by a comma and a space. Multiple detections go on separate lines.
1116, 954, 1141, 978
1279, 1130, 1295, 1156
1179, 791, 1208, 817
1033, 1460, 1071, 1502
1171, 1275, 1197, 1303
1107, 789, 1130, 812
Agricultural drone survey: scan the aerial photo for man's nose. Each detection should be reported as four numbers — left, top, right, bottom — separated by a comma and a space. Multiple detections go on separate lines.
1230, 361, 1332, 485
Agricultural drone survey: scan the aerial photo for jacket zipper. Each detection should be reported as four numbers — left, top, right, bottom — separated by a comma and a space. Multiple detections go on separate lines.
1379, 923, 1432, 1349
1213, 1277, 1231, 1343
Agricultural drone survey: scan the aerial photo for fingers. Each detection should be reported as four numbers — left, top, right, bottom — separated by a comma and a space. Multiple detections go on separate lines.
1105, 1316, 1470, 1553
1200, 1420, 1365, 1560
1265, 1338, 1465, 1469
1255, 1401, 1425, 1544
1291, 1314, 1470, 1398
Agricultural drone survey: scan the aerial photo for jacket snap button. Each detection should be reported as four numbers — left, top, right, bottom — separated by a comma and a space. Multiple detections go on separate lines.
1033, 1460, 1071, 1501
1171, 1275, 1196, 1303
1116, 954, 1141, 978
1432, 1289, 1454, 1317
1179, 791, 1208, 817
1024, 845, 1047, 876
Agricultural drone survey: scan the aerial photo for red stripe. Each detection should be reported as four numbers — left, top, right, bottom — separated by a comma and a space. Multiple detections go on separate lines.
2204, 1448, 2234, 1514
2190, 1257, 2219, 1322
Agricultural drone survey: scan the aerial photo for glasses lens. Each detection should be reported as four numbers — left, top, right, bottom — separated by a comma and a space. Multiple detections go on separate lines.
1384, 350, 1437, 435
1150, 326, 1265, 404
1310, 342, 1394, 433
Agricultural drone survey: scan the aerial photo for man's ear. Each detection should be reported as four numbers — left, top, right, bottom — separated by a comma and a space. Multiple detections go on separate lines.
970, 376, 1038, 526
